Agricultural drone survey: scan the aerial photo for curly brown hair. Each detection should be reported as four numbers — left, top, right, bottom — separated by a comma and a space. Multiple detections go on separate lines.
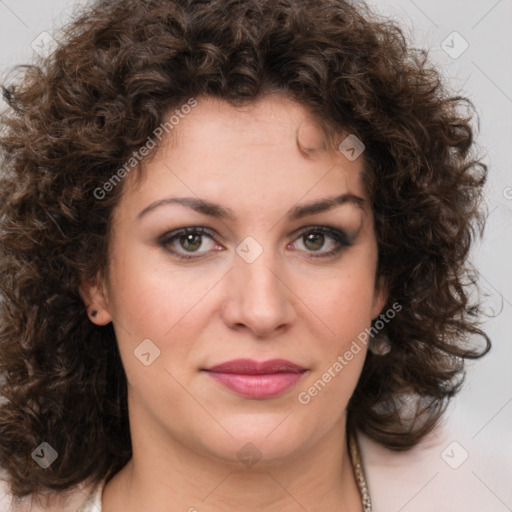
0, 0, 490, 501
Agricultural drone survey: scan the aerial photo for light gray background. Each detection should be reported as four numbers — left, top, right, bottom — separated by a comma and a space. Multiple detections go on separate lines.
1, 0, 511, 509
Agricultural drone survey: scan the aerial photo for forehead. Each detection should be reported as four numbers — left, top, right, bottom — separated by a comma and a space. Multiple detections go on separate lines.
118, 95, 369, 220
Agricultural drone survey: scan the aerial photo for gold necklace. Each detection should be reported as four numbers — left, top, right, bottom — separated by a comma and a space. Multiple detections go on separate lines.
348, 428, 372, 512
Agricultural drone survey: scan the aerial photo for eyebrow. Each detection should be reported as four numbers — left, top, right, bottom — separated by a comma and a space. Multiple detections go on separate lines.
136, 193, 365, 221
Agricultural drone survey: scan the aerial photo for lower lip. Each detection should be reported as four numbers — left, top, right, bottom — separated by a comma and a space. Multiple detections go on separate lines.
205, 371, 306, 399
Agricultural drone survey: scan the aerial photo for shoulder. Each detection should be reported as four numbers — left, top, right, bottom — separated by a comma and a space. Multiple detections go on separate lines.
358, 420, 511, 512
0, 469, 102, 512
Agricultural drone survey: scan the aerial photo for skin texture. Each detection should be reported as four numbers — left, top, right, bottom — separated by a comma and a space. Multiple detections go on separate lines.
82, 95, 387, 511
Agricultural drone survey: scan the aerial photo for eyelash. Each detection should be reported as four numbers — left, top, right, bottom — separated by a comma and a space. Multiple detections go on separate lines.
158, 225, 353, 261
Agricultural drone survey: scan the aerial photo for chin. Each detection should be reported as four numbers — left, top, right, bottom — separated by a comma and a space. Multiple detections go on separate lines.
197, 419, 311, 467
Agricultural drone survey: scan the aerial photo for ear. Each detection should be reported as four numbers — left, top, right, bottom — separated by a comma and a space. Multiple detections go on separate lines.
79, 274, 113, 326
371, 275, 389, 320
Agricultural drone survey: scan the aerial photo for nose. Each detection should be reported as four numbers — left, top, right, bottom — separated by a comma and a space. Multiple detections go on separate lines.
220, 248, 296, 338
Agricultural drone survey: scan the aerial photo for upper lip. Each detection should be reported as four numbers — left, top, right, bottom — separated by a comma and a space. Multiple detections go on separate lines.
204, 358, 306, 374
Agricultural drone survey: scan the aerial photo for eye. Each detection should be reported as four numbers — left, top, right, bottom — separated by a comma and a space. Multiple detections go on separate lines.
159, 225, 353, 261
288, 226, 353, 258
159, 227, 221, 260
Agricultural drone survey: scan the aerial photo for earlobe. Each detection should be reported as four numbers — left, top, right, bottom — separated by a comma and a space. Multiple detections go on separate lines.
79, 277, 113, 326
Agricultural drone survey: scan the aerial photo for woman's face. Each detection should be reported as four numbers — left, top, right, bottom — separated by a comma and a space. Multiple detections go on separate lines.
86, 95, 387, 466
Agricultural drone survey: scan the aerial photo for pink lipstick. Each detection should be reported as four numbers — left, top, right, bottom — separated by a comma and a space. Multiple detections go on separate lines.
203, 358, 307, 399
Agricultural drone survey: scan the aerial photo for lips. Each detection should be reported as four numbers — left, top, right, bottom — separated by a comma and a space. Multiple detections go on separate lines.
203, 358, 307, 399
205, 358, 306, 374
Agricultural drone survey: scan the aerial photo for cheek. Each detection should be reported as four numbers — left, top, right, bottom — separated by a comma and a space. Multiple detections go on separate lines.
316, 275, 376, 322
310, 278, 374, 376
299, 248, 379, 392
307, 259, 379, 339
107, 241, 208, 335
105, 245, 229, 385
295, 270, 375, 414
